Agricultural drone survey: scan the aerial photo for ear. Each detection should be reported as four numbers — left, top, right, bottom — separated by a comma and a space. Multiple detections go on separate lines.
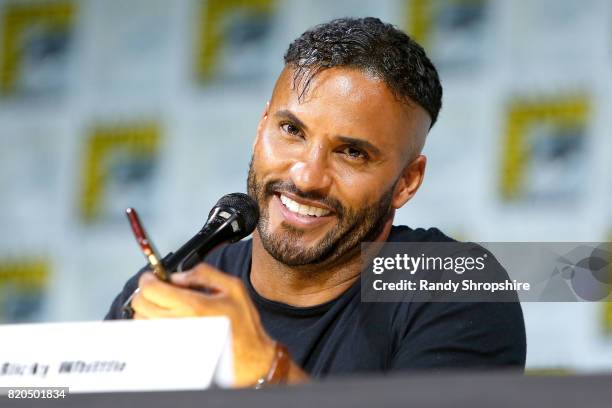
253, 101, 270, 152
391, 155, 427, 209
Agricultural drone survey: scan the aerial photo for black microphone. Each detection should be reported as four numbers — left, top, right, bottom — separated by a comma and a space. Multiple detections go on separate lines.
121, 193, 259, 318
161, 192, 259, 272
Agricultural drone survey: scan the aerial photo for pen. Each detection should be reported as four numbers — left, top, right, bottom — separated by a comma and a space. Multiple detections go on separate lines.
125, 207, 169, 282
121, 207, 169, 318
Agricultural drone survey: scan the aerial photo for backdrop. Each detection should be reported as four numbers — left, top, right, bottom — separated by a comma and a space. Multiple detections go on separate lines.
0, 0, 611, 374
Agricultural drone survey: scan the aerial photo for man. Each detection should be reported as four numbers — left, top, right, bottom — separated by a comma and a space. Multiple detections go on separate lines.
106, 17, 526, 387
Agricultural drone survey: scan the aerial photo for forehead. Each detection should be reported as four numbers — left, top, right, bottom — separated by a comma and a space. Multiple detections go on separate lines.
270, 66, 428, 157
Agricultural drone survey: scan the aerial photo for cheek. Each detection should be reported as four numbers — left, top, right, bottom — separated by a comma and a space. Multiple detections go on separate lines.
331, 165, 398, 210
256, 129, 298, 171
333, 170, 384, 207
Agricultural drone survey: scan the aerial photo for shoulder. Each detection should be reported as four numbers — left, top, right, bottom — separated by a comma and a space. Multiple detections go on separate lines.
389, 226, 510, 284
383, 226, 526, 369
388, 225, 456, 243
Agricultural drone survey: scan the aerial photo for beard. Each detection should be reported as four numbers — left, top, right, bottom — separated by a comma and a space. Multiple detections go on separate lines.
247, 158, 394, 267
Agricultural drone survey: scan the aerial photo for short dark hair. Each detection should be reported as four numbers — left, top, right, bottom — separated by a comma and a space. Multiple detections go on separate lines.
284, 17, 442, 127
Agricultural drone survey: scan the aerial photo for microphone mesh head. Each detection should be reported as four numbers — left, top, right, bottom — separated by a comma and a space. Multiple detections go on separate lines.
213, 193, 260, 235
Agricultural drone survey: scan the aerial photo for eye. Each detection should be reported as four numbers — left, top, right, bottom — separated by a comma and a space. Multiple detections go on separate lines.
280, 122, 303, 138
340, 146, 368, 161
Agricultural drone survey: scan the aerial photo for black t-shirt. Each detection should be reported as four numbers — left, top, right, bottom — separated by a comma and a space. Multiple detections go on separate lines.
105, 225, 526, 377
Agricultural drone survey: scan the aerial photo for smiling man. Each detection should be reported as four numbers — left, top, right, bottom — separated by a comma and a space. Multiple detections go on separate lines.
106, 17, 526, 387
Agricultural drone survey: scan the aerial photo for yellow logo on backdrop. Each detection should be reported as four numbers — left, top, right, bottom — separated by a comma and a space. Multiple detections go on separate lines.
499, 95, 590, 202
80, 122, 160, 223
0, 1, 75, 95
194, 0, 276, 82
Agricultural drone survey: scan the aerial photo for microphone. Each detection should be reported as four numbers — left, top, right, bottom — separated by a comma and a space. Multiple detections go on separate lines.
121, 193, 259, 318
162, 193, 260, 272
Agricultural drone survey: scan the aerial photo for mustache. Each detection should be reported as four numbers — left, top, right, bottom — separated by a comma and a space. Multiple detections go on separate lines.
264, 180, 345, 217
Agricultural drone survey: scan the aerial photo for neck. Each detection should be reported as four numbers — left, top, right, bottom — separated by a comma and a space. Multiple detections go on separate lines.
250, 219, 393, 307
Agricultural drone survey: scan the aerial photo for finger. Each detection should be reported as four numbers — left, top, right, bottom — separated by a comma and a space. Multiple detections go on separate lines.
139, 271, 235, 315
171, 263, 241, 293
133, 312, 147, 320
131, 289, 181, 319
138, 271, 208, 310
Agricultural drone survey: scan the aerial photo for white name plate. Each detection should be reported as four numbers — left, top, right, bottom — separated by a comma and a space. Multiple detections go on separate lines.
0, 317, 233, 393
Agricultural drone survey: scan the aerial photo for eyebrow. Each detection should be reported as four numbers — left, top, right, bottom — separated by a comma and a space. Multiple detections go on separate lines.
336, 136, 382, 157
275, 110, 308, 131
274, 109, 382, 157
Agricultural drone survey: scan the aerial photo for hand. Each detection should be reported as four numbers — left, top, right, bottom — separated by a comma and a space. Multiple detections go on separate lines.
131, 264, 277, 387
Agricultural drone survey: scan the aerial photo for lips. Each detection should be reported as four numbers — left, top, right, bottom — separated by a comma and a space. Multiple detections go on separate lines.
271, 192, 336, 229
279, 194, 331, 217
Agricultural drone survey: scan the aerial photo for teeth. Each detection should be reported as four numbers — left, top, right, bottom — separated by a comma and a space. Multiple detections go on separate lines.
279, 194, 331, 217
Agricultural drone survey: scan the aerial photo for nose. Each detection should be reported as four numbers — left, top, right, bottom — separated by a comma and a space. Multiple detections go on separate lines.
289, 144, 332, 195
